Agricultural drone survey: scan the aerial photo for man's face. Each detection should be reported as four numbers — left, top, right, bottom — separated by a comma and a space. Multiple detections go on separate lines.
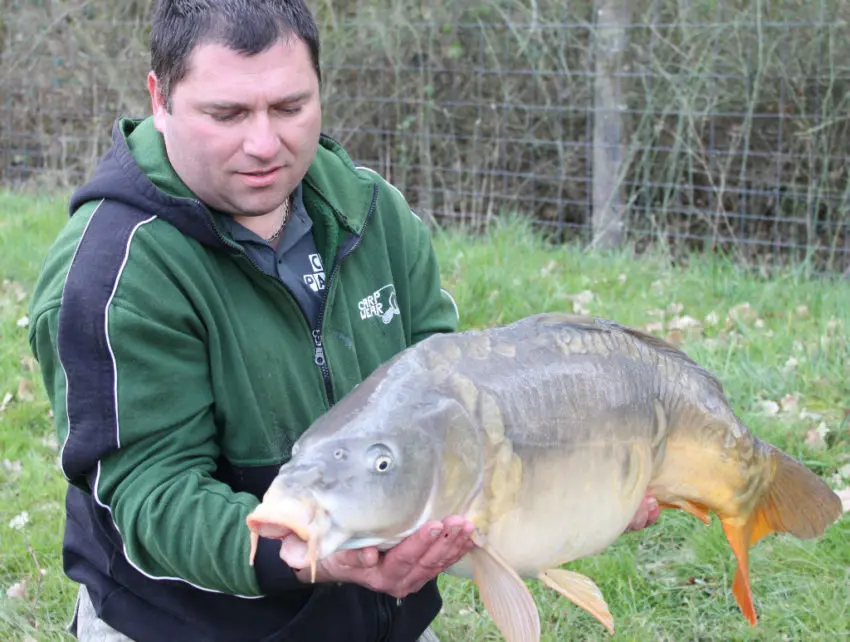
148, 37, 322, 218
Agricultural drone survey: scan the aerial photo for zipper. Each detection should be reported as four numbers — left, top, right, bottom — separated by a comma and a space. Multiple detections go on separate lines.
194, 189, 378, 408
309, 184, 378, 406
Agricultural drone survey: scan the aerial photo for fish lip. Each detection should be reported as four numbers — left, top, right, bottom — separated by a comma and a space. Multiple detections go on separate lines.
245, 495, 321, 542
246, 494, 332, 582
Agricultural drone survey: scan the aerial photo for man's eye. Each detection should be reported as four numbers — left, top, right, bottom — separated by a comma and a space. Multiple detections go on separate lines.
211, 112, 239, 122
277, 106, 302, 116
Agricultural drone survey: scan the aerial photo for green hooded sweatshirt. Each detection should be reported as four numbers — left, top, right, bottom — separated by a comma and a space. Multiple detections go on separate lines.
27, 117, 458, 642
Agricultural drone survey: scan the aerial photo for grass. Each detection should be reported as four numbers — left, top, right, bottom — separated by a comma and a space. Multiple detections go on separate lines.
0, 191, 848, 641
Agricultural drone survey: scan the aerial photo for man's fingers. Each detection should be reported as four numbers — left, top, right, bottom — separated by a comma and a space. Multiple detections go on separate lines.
317, 516, 479, 599
380, 521, 444, 579
336, 546, 379, 569
417, 519, 474, 571
417, 521, 446, 545
278, 534, 309, 569
389, 521, 474, 597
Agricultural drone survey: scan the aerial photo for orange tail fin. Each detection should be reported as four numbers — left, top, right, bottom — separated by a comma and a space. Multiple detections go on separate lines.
720, 443, 842, 626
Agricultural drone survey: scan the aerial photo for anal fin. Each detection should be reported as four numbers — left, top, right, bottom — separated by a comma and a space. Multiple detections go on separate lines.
659, 499, 712, 525
721, 519, 757, 626
538, 568, 614, 636
469, 532, 540, 642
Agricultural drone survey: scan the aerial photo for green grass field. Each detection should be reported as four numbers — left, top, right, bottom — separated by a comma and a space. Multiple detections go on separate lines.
0, 190, 847, 641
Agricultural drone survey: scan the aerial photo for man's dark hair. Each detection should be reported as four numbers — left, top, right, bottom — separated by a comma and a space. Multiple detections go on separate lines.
150, 0, 321, 109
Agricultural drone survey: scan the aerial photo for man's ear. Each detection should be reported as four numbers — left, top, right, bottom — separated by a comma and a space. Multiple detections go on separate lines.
147, 71, 167, 133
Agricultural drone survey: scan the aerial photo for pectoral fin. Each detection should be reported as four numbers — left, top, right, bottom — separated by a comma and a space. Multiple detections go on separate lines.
538, 568, 614, 636
469, 533, 540, 642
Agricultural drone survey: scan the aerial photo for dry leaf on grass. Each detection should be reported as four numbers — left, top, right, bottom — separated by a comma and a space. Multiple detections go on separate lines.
16, 379, 34, 402
805, 430, 826, 451
837, 488, 850, 513
645, 321, 665, 334
539, 260, 558, 277
727, 302, 758, 326
805, 422, 831, 451
667, 315, 702, 332
6, 580, 28, 600
2, 458, 22, 476
2, 279, 28, 302
9, 510, 29, 530
755, 400, 780, 416
566, 290, 595, 315
780, 393, 800, 414
41, 433, 59, 452
665, 330, 685, 346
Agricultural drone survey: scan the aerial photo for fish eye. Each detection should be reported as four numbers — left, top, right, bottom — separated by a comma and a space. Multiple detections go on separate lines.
374, 454, 393, 473
366, 444, 396, 473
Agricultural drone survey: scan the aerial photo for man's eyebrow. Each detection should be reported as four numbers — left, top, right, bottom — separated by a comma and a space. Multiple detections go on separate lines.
198, 91, 313, 111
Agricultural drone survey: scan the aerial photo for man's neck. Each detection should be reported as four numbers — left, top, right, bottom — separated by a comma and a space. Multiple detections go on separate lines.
234, 198, 290, 244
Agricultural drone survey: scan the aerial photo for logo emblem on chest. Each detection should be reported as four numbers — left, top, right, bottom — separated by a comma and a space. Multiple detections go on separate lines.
358, 284, 400, 324
303, 253, 326, 292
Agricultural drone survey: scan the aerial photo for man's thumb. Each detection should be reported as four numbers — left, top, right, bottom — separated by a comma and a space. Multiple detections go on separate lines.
278, 534, 309, 569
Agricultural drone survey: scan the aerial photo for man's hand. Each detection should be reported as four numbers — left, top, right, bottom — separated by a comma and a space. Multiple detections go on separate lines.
626, 495, 660, 531
282, 515, 475, 599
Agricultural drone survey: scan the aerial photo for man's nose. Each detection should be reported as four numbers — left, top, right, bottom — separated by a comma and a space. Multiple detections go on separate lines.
243, 114, 281, 160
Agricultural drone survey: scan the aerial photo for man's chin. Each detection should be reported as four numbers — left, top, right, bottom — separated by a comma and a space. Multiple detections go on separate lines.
220, 193, 290, 219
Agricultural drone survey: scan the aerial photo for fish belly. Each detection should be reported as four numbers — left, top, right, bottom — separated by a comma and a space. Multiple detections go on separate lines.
451, 440, 654, 579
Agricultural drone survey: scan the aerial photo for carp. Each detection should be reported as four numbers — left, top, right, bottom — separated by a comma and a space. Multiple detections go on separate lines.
246, 313, 843, 640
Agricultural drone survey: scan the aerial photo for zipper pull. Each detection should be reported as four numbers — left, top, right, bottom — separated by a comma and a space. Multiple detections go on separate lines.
312, 329, 326, 367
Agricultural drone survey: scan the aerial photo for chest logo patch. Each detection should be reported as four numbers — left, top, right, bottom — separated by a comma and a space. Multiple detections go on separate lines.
358, 284, 400, 324
303, 253, 326, 292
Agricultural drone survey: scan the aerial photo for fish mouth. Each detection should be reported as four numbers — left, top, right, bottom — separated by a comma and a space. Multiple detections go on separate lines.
245, 494, 329, 583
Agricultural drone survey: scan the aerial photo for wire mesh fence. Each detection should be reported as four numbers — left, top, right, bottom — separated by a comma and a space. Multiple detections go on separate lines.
1, 0, 848, 273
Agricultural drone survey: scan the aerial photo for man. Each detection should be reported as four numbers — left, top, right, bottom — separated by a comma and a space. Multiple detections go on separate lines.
28, 1, 657, 640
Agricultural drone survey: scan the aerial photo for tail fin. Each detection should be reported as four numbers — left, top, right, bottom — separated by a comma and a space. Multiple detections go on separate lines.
721, 444, 842, 625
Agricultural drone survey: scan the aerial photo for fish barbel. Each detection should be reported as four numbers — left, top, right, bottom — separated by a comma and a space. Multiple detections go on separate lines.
246, 313, 843, 640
